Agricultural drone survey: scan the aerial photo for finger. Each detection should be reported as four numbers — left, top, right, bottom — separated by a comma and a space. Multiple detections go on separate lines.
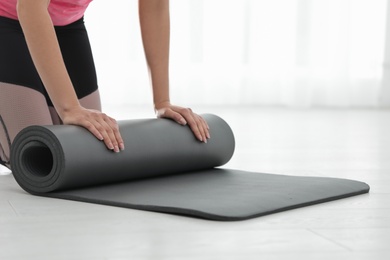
194, 114, 208, 143
100, 116, 120, 153
200, 116, 210, 139
94, 119, 115, 151
107, 116, 124, 150
175, 108, 206, 142
107, 116, 125, 151
90, 112, 118, 152
83, 121, 104, 141
195, 115, 209, 141
159, 108, 187, 125
181, 109, 203, 142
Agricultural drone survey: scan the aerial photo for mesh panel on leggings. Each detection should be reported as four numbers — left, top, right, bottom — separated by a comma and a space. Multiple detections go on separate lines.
0, 82, 53, 164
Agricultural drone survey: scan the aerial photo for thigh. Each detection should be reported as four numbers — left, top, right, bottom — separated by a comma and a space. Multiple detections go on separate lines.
0, 16, 101, 108
0, 16, 54, 163
0, 82, 53, 163
79, 90, 102, 111
0, 16, 48, 100
55, 18, 99, 101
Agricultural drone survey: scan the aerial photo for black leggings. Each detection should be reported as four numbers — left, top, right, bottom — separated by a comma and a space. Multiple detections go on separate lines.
0, 16, 101, 168
0, 15, 98, 105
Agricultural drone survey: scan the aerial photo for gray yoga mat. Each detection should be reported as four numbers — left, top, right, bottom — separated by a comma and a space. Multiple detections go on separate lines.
11, 114, 370, 221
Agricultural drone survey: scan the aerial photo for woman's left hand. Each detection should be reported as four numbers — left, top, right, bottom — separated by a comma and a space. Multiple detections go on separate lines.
155, 102, 210, 143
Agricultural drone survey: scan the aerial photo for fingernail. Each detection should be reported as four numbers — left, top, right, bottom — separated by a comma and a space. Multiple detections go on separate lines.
207, 133, 211, 139
204, 139, 207, 144
119, 143, 125, 151
198, 135, 203, 142
114, 146, 120, 153
180, 119, 187, 125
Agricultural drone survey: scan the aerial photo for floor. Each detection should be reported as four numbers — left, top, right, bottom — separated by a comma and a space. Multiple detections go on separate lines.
0, 106, 389, 260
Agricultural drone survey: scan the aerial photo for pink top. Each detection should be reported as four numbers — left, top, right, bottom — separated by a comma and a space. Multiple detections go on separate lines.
0, 0, 93, 26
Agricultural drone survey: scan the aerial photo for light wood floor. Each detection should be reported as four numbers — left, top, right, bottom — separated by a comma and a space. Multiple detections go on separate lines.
1, 107, 389, 260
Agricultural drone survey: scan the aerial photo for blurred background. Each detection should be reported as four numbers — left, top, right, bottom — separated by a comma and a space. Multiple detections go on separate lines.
85, 0, 389, 109
1, 2, 389, 257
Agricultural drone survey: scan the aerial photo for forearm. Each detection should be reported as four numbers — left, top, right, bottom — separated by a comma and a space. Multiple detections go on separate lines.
139, 0, 170, 108
17, 0, 80, 118
138, 0, 209, 142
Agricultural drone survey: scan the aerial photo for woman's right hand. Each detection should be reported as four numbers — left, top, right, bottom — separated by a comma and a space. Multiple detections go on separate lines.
61, 106, 125, 153
17, 2, 124, 152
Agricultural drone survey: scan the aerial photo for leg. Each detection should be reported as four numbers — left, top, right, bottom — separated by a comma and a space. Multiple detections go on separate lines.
55, 18, 100, 103
0, 17, 103, 168
79, 89, 102, 111
0, 16, 53, 169
48, 89, 102, 124
0, 82, 53, 168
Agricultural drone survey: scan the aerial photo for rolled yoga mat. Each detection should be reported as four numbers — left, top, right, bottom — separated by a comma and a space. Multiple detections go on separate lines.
11, 114, 370, 221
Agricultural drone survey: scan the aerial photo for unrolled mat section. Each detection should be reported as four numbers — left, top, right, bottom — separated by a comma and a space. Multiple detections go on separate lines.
10, 114, 370, 221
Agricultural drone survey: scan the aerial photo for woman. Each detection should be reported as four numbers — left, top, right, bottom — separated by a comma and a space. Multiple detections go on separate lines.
0, 0, 210, 169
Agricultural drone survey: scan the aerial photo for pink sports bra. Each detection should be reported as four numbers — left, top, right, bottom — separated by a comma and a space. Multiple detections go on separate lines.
0, 0, 93, 26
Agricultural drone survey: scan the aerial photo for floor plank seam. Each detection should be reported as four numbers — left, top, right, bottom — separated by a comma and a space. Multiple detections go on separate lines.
307, 228, 353, 252
7, 200, 19, 216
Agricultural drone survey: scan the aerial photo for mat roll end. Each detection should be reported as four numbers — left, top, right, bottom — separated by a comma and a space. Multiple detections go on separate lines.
11, 125, 65, 194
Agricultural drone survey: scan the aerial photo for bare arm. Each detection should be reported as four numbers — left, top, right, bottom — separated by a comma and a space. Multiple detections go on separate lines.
139, 0, 210, 142
17, 0, 123, 152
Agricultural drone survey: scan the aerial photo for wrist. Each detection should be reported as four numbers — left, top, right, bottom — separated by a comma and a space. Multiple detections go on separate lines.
57, 102, 82, 120
154, 100, 171, 110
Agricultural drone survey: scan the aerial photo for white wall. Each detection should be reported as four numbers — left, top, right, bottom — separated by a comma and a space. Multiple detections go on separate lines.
85, 0, 388, 108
